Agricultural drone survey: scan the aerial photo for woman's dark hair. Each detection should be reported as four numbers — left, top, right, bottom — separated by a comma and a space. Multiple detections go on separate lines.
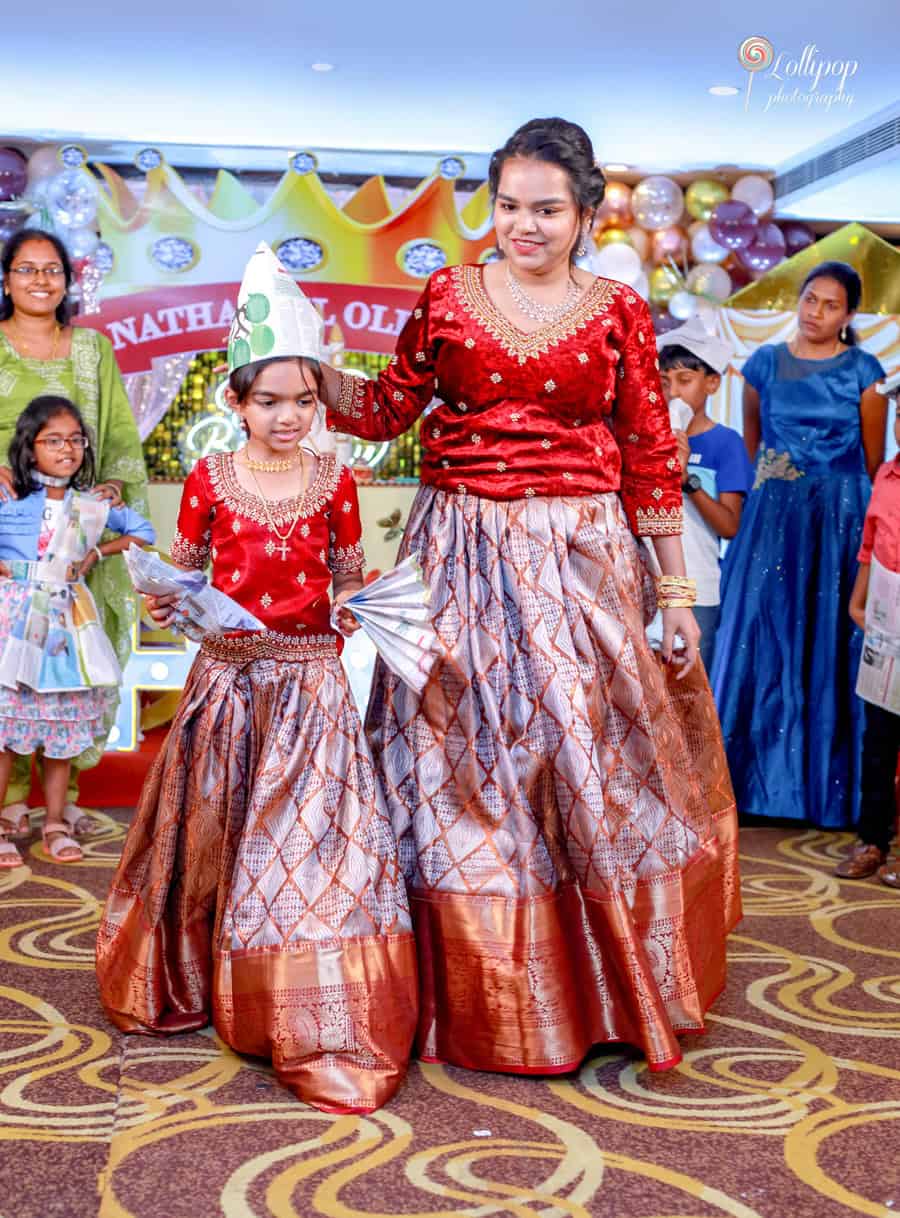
488, 118, 606, 260
658, 345, 718, 378
1, 228, 73, 325
227, 355, 321, 402
8, 395, 96, 498
799, 260, 861, 346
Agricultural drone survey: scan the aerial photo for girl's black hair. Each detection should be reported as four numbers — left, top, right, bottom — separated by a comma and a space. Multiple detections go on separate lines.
1, 228, 73, 325
658, 345, 719, 378
227, 355, 321, 402
799, 260, 862, 346
488, 117, 606, 261
9, 395, 96, 498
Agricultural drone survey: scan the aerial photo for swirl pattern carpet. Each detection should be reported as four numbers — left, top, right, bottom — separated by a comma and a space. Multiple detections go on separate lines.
1, 813, 897, 1218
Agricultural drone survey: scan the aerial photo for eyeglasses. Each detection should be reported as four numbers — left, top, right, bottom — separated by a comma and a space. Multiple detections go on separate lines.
35, 435, 89, 451
9, 265, 66, 279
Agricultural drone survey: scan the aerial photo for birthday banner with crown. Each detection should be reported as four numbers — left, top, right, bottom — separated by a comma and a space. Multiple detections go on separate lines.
67, 154, 495, 372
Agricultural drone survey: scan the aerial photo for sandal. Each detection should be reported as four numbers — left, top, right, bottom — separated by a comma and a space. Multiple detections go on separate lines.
61, 803, 99, 839
41, 825, 83, 864
0, 834, 23, 869
0, 802, 31, 840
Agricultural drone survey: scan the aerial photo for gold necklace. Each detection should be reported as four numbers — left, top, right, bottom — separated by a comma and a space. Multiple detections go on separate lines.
241, 447, 302, 473
244, 453, 307, 562
9, 318, 60, 360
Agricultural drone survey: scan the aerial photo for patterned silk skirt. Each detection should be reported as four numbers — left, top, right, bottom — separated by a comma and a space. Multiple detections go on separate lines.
96, 634, 418, 1113
368, 488, 741, 1074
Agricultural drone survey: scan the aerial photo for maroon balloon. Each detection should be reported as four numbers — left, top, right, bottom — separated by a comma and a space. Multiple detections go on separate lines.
780, 220, 816, 257
709, 200, 758, 251
0, 148, 27, 203
735, 221, 787, 274
725, 260, 755, 291
650, 305, 682, 336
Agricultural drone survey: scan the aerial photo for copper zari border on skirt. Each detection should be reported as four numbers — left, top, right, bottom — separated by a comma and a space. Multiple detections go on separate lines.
201, 630, 339, 663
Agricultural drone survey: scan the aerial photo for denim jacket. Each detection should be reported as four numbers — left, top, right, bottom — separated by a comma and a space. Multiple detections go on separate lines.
0, 488, 155, 562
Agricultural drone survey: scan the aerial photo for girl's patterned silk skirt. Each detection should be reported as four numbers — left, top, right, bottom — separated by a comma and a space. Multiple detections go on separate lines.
96, 634, 418, 1113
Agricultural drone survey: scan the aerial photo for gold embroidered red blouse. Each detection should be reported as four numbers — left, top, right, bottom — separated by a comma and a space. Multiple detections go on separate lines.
170, 451, 364, 640
326, 264, 682, 535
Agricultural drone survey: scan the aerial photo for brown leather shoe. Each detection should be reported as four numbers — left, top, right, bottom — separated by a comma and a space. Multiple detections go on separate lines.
878, 863, 900, 889
834, 842, 886, 878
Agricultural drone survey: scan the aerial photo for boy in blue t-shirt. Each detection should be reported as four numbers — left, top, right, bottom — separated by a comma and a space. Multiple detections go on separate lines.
657, 318, 754, 672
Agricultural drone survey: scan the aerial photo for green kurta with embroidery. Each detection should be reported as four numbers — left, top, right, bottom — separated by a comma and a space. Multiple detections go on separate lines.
0, 327, 148, 773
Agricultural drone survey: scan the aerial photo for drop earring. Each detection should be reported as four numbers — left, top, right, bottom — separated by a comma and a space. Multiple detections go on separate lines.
577, 234, 587, 258
840, 325, 848, 342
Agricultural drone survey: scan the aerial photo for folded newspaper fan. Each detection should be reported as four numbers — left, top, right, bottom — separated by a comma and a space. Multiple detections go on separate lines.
332, 556, 439, 693
123, 546, 264, 640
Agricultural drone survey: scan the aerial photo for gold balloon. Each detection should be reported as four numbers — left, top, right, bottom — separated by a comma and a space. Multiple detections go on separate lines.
685, 179, 729, 222
648, 264, 681, 305
596, 181, 633, 229
594, 227, 633, 249
627, 225, 651, 261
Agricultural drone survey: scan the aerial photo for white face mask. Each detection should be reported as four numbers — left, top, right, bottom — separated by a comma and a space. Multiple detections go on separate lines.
666, 397, 694, 432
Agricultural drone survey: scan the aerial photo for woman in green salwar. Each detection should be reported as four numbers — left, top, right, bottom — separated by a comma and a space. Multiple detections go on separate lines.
0, 229, 148, 839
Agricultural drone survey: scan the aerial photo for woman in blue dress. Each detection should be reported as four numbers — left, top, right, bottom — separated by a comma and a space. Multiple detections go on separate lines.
711, 262, 886, 827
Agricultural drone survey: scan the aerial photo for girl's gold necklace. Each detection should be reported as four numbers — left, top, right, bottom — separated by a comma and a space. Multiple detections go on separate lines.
242, 451, 307, 562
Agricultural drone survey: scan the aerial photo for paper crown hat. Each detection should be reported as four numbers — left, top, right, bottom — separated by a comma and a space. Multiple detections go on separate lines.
227, 241, 325, 372
656, 316, 732, 375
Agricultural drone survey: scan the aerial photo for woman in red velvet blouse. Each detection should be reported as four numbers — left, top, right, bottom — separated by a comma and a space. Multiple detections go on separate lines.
321, 118, 740, 1077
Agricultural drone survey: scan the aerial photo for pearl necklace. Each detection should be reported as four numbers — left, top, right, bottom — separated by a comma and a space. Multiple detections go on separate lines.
505, 265, 582, 325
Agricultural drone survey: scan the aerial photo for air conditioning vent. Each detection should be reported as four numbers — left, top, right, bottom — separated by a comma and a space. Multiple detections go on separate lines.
775, 114, 900, 197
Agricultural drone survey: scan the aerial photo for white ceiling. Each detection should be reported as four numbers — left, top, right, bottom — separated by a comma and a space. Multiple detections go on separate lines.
5, 0, 899, 221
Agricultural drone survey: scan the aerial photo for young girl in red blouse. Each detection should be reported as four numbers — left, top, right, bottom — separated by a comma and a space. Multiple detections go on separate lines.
96, 284, 417, 1114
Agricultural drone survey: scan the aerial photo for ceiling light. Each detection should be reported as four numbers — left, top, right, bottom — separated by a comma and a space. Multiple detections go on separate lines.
311, 62, 335, 72
604, 163, 630, 173
709, 85, 739, 96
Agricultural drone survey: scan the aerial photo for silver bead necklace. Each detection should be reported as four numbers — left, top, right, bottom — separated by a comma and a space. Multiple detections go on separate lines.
505, 264, 582, 325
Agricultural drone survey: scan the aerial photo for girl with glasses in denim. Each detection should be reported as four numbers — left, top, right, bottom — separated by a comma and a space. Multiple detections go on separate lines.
0, 229, 149, 839
0, 394, 153, 866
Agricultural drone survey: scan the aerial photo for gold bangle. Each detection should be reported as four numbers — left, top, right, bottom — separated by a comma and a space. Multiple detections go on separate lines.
658, 598, 697, 610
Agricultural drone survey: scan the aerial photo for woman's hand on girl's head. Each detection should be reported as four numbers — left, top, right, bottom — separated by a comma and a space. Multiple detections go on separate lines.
92, 480, 124, 506
0, 467, 17, 502
660, 606, 700, 678
144, 591, 179, 628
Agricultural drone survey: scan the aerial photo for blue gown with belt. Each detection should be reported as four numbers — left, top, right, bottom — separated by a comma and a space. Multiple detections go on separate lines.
711, 342, 885, 827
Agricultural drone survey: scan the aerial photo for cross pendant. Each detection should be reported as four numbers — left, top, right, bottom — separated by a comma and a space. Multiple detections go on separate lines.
277, 539, 289, 561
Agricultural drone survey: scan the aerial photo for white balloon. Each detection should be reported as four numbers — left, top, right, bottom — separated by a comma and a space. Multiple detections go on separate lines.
591, 242, 642, 281
631, 271, 649, 300
47, 169, 99, 229
65, 225, 100, 259
730, 174, 774, 218
631, 176, 684, 232
668, 289, 699, 320
686, 263, 732, 302
690, 223, 729, 265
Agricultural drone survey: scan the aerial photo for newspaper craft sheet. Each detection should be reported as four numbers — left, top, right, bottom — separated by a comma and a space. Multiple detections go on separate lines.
123, 546, 264, 640
856, 555, 900, 715
331, 555, 439, 693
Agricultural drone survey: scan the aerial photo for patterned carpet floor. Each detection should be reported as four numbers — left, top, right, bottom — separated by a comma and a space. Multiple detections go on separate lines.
1, 814, 898, 1218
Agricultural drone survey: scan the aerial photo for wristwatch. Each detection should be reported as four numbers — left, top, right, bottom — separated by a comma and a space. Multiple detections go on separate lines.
682, 474, 702, 495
